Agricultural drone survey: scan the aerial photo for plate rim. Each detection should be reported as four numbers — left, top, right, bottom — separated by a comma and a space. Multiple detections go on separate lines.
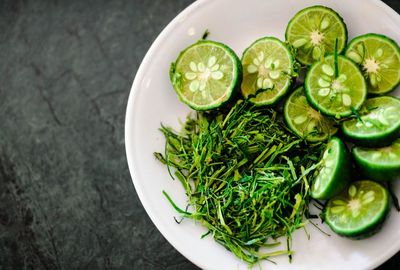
125, 0, 400, 269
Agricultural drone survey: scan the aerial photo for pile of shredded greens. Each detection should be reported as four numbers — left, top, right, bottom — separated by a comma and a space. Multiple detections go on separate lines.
154, 100, 325, 264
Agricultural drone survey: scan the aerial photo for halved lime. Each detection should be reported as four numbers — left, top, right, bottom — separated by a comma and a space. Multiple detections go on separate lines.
285, 5, 348, 66
345, 33, 400, 95
324, 180, 389, 238
305, 55, 367, 118
169, 40, 241, 110
311, 137, 350, 200
241, 37, 295, 106
284, 87, 337, 142
353, 138, 400, 181
342, 96, 400, 147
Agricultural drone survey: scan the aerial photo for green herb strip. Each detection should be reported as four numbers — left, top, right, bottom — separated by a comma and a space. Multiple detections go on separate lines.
155, 100, 324, 264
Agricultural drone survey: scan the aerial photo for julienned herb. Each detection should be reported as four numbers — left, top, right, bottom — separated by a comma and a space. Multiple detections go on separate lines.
154, 100, 324, 264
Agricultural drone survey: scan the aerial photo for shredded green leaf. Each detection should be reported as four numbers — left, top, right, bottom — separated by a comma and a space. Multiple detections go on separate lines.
334, 38, 339, 79
155, 100, 324, 264
202, 29, 210, 40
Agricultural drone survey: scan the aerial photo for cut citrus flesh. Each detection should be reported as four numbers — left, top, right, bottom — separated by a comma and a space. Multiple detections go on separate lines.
342, 96, 400, 147
284, 87, 337, 142
324, 180, 389, 238
345, 33, 400, 94
311, 137, 350, 200
241, 37, 295, 106
285, 5, 348, 66
305, 55, 367, 118
353, 138, 400, 181
169, 40, 241, 110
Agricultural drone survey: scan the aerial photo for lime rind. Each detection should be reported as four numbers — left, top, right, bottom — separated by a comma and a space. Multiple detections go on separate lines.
305, 54, 367, 118
354, 139, 400, 167
345, 33, 400, 95
284, 87, 337, 142
311, 137, 350, 200
324, 180, 389, 238
342, 96, 400, 147
241, 36, 295, 106
170, 40, 242, 110
353, 139, 400, 181
285, 5, 348, 66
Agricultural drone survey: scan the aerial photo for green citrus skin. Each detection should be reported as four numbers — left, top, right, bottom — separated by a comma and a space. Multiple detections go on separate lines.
353, 139, 400, 181
311, 137, 351, 200
170, 40, 242, 111
323, 180, 389, 239
342, 96, 400, 147
345, 33, 400, 95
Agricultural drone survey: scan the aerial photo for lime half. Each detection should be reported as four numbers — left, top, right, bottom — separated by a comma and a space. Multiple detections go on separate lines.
353, 138, 400, 181
342, 96, 400, 147
345, 33, 400, 94
284, 87, 337, 142
241, 37, 295, 106
311, 137, 350, 200
324, 180, 389, 238
305, 55, 367, 118
170, 40, 241, 110
285, 5, 348, 66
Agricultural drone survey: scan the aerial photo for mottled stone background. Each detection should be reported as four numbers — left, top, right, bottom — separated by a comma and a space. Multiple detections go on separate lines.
0, 0, 398, 269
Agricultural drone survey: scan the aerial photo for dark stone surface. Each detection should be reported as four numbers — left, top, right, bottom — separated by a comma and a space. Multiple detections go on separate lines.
0, 0, 398, 269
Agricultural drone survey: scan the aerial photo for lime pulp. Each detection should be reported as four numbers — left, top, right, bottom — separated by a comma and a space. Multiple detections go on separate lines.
324, 180, 389, 238
170, 40, 241, 110
241, 37, 295, 106
345, 33, 400, 94
285, 5, 348, 66
284, 87, 337, 142
305, 55, 367, 118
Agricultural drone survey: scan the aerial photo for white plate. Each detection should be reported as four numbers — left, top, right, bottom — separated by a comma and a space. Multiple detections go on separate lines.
125, 0, 400, 269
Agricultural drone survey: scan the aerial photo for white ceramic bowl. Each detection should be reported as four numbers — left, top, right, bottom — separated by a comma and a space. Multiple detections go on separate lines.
125, 0, 400, 269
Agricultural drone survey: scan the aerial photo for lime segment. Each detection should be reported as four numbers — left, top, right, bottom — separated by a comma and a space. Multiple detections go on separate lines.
284, 87, 337, 142
305, 55, 367, 118
324, 180, 389, 238
311, 137, 350, 200
285, 5, 348, 66
241, 37, 295, 106
345, 33, 400, 94
170, 40, 241, 110
353, 138, 400, 181
342, 96, 400, 146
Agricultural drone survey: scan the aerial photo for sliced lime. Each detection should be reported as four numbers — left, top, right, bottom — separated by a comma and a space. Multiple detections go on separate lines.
311, 137, 350, 200
353, 138, 400, 181
169, 40, 241, 110
305, 55, 367, 118
345, 33, 400, 94
284, 87, 337, 142
342, 96, 400, 147
324, 180, 389, 238
241, 37, 295, 106
285, 5, 347, 66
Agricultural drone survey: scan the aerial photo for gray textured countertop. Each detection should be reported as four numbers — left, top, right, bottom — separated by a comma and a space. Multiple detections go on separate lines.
0, 0, 399, 269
